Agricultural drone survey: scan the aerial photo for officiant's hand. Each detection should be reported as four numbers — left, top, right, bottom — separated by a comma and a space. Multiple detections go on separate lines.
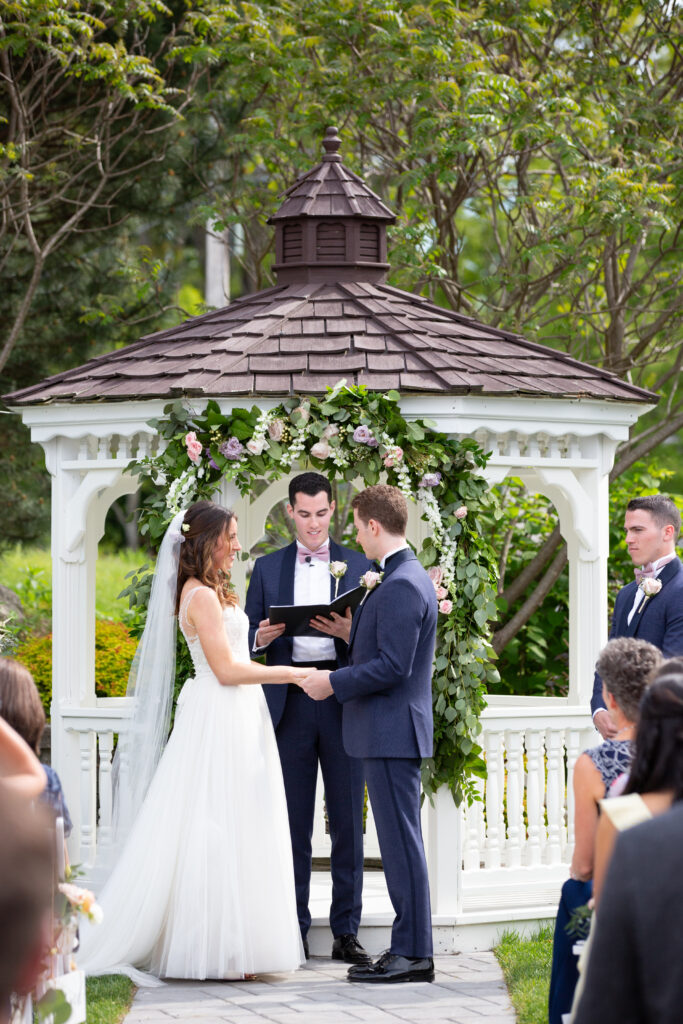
256, 618, 286, 647
299, 670, 334, 700
310, 607, 352, 644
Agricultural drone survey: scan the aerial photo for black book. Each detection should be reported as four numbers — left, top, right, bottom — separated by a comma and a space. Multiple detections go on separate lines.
268, 586, 365, 638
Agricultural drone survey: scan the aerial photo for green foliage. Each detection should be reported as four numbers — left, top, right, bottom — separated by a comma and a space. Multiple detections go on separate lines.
123, 384, 501, 803
14, 620, 137, 717
495, 925, 554, 1024
484, 460, 682, 697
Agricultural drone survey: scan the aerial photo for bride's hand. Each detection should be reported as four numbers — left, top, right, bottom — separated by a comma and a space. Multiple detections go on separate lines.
286, 666, 313, 685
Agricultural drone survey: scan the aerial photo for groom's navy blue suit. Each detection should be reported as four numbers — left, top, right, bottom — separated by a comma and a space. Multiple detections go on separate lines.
591, 556, 683, 715
330, 548, 438, 958
245, 539, 370, 942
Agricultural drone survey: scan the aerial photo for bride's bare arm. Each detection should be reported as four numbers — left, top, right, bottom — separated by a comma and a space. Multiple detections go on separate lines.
187, 588, 309, 687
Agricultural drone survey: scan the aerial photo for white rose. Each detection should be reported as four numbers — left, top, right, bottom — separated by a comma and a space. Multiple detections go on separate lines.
310, 440, 331, 459
641, 577, 662, 597
246, 437, 267, 455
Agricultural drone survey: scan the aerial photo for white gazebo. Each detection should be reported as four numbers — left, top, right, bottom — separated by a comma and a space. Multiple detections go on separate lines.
5, 128, 654, 950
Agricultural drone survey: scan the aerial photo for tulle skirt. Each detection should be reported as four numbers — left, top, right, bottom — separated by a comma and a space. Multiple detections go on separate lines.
78, 675, 303, 983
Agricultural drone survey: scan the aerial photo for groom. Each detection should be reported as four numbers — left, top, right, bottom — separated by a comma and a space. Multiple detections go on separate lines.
302, 484, 438, 983
245, 472, 371, 963
591, 494, 683, 738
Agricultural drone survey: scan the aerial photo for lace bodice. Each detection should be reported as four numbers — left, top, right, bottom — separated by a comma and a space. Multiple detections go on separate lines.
179, 588, 251, 678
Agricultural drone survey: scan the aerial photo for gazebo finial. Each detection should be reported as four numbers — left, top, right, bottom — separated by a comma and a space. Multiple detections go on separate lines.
321, 125, 342, 161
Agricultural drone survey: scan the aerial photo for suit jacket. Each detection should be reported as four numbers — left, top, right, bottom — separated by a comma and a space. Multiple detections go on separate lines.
330, 548, 438, 759
245, 540, 370, 727
574, 802, 683, 1024
591, 556, 683, 715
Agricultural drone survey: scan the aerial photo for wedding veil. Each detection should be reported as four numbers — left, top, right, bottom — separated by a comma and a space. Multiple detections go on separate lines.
109, 509, 186, 856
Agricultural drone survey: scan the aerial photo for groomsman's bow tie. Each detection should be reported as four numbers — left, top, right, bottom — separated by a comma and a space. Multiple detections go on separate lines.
634, 563, 657, 585
297, 544, 330, 564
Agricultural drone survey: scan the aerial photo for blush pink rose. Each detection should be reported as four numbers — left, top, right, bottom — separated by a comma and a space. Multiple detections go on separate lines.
185, 431, 203, 464
435, 586, 448, 600
427, 566, 443, 585
455, 505, 468, 519
310, 440, 331, 459
439, 599, 453, 615
384, 446, 404, 468
268, 419, 284, 441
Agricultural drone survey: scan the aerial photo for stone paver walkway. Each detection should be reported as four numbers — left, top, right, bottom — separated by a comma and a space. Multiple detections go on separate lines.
123, 953, 514, 1024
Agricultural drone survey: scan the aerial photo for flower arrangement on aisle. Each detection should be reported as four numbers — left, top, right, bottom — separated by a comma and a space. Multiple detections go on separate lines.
125, 382, 500, 805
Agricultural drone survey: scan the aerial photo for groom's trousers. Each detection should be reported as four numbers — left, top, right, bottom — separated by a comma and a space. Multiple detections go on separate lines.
363, 756, 433, 958
276, 675, 365, 941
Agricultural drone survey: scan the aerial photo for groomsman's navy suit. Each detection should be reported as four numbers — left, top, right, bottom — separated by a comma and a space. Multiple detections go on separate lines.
330, 548, 438, 958
591, 556, 683, 715
245, 539, 370, 942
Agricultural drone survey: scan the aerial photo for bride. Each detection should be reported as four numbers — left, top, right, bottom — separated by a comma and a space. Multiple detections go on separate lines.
78, 501, 309, 983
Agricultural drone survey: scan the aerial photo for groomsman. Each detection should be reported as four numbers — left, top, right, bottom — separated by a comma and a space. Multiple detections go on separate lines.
245, 472, 371, 962
592, 495, 683, 738
303, 485, 438, 983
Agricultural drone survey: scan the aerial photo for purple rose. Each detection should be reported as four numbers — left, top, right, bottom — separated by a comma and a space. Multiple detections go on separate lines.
419, 472, 442, 488
353, 425, 377, 446
219, 437, 245, 461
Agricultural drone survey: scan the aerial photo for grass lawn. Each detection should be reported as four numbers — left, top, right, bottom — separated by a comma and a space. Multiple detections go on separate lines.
494, 925, 554, 1024
0, 545, 148, 622
85, 976, 135, 1024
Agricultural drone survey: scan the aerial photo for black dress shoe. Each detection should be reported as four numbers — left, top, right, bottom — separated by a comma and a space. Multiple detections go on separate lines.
347, 951, 434, 983
302, 937, 310, 960
332, 933, 372, 964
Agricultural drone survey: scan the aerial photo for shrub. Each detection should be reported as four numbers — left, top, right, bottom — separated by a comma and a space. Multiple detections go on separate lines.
15, 620, 136, 717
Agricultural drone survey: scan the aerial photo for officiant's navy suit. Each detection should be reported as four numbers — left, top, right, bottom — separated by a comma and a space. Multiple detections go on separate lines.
591, 556, 683, 715
330, 548, 438, 957
245, 539, 370, 943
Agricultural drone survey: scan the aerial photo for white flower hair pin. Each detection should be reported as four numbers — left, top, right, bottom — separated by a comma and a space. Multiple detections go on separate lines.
329, 561, 348, 599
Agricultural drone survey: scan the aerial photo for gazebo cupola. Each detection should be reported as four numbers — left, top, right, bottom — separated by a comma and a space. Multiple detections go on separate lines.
269, 126, 395, 284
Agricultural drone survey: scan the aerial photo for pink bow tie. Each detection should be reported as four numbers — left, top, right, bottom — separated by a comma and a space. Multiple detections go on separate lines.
634, 564, 656, 585
297, 545, 329, 564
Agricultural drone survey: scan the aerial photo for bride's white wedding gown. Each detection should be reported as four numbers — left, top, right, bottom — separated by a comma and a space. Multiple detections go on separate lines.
78, 596, 303, 983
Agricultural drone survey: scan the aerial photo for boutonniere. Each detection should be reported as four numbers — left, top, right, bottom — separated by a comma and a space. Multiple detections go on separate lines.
359, 570, 383, 602
638, 576, 662, 613
329, 561, 348, 599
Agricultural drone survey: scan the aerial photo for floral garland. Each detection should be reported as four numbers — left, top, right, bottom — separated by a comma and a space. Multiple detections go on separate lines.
128, 383, 500, 805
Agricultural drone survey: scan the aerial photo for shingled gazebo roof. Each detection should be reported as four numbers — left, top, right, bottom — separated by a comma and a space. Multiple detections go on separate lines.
4, 128, 655, 408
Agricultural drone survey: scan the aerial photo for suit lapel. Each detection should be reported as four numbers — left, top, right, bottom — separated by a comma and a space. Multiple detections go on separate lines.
277, 542, 297, 657
630, 557, 681, 635
348, 547, 415, 651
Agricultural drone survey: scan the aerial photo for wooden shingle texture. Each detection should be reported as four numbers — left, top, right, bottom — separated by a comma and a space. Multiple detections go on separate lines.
5, 280, 654, 405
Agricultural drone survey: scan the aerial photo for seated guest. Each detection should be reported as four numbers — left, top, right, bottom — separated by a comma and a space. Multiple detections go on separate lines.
548, 637, 661, 1024
573, 802, 683, 1024
593, 668, 683, 907
0, 715, 45, 800
0, 658, 72, 836
0, 787, 54, 1024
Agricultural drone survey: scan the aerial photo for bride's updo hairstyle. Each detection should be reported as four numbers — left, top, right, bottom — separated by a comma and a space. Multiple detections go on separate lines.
175, 500, 239, 612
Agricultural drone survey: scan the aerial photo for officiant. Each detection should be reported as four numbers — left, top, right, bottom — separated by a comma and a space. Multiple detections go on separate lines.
245, 472, 371, 964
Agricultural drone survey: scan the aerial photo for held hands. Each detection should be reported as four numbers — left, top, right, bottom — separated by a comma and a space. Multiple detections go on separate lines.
594, 709, 618, 739
310, 606, 352, 644
256, 618, 286, 647
286, 666, 314, 685
299, 669, 334, 701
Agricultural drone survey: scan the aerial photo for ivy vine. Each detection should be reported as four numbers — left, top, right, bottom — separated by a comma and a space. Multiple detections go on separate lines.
122, 383, 500, 805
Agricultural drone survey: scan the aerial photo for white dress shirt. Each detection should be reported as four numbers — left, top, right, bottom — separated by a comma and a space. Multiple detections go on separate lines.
291, 541, 336, 663
627, 552, 676, 625
379, 543, 410, 569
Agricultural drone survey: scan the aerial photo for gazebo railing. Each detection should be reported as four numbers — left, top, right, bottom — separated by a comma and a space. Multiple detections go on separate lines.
62, 694, 594, 917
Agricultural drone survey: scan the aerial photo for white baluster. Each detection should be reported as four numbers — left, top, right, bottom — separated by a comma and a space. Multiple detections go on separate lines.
117, 435, 131, 461
78, 731, 97, 869
311, 767, 329, 858
97, 731, 115, 848
97, 435, 110, 460
505, 730, 524, 868
525, 729, 543, 867
507, 432, 521, 458
463, 776, 485, 870
484, 731, 503, 869
546, 729, 564, 865
565, 729, 583, 853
